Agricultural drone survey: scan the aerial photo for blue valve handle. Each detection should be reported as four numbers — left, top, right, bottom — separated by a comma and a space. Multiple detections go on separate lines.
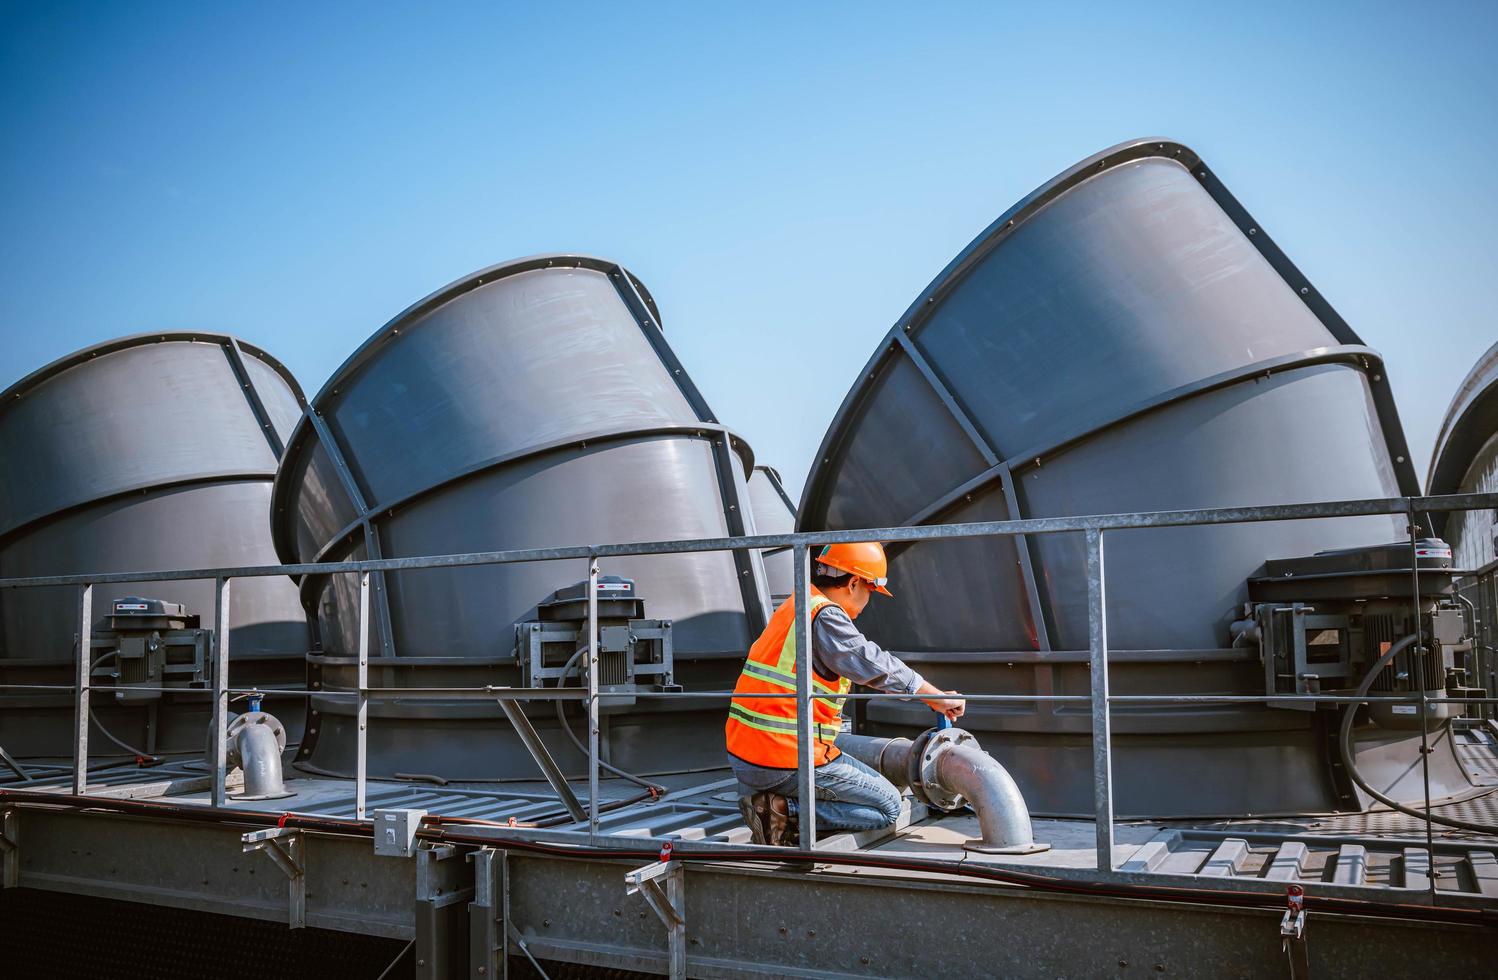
936, 713, 952, 730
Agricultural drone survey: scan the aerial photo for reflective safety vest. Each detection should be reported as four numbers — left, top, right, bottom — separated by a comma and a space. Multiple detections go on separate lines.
724, 588, 853, 768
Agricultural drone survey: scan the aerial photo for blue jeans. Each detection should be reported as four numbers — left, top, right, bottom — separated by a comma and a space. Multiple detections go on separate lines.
738, 751, 902, 831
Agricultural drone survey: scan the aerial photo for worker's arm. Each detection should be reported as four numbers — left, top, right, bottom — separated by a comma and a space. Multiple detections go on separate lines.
811, 607, 966, 721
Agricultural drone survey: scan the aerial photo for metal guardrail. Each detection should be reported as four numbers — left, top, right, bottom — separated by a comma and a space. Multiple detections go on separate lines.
2, 491, 1497, 898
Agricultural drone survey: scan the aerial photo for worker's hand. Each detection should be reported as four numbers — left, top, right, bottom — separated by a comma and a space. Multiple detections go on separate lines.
928, 691, 966, 722
916, 682, 965, 721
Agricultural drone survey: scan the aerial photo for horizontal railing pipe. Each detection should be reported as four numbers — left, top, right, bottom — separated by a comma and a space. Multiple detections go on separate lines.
6, 685, 1498, 706
3, 492, 1494, 590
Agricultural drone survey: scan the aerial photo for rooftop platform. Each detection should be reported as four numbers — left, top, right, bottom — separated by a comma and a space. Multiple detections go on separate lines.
4, 734, 1497, 978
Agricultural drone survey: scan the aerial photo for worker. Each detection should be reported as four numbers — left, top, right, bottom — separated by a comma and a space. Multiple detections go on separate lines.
725, 542, 965, 845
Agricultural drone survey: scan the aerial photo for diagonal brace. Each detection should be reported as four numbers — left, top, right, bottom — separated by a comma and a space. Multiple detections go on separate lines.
0, 744, 34, 782
495, 697, 586, 822
242, 827, 305, 929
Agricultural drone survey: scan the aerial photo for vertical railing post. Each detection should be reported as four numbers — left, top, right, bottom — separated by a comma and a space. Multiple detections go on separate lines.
356, 571, 370, 820
1484, 572, 1494, 722
587, 558, 601, 835
1086, 528, 1115, 871
72, 584, 93, 796
792, 543, 815, 850
211, 577, 232, 807
1407, 502, 1437, 900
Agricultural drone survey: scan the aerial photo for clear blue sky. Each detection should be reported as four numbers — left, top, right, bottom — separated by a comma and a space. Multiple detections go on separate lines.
3, 2, 1494, 499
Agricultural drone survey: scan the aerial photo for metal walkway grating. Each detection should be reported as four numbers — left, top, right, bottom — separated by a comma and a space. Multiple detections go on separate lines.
1121, 828, 1498, 897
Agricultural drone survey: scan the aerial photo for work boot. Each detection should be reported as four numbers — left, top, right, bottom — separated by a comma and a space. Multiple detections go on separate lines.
739, 791, 793, 845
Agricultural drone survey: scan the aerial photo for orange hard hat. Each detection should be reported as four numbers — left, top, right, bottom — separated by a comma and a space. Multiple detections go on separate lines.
816, 542, 892, 596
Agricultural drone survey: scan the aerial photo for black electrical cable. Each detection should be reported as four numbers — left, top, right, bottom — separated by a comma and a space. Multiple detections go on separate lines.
1338, 634, 1498, 834
85, 652, 160, 764
2, 789, 1492, 929
552, 647, 667, 797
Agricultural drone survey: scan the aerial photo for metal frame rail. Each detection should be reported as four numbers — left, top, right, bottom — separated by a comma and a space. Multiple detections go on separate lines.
2, 491, 1497, 889
1459, 555, 1498, 723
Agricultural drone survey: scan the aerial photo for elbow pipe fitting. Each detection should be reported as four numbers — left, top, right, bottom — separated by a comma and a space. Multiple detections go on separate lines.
211, 711, 295, 801
837, 729, 1048, 854
931, 735, 1048, 854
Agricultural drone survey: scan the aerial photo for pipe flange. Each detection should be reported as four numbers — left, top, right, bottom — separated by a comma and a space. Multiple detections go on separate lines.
914, 728, 975, 812
964, 838, 1051, 855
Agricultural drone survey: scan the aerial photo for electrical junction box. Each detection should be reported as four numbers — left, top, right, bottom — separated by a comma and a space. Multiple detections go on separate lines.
372, 808, 426, 857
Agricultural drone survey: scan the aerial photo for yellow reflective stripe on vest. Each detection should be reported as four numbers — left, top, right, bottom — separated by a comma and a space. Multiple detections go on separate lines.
740, 659, 842, 695
738, 663, 844, 713
773, 595, 833, 672
728, 702, 841, 740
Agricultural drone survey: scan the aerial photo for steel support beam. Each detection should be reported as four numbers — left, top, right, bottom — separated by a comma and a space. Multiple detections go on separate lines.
0, 809, 16, 888
72, 585, 92, 796
503, 850, 1493, 979
5, 803, 1496, 976
467, 848, 508, 979
415, 842, 473, 980
586, 559, 600, 835
997, 465, 1054, 652
893, 331, 998, 464
1086, 528, 1115, 871
222, 337, 286, 458
304, 408, 398, 660
18, 809, 415, 937
211, 577, 231, 807
356, 571, 370, 819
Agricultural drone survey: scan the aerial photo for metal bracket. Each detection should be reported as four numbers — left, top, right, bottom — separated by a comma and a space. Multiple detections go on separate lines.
241, 827, 305, 929
625, 847, 686, 980
1280, 884, 1309, 979
0, 809, 17, 889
